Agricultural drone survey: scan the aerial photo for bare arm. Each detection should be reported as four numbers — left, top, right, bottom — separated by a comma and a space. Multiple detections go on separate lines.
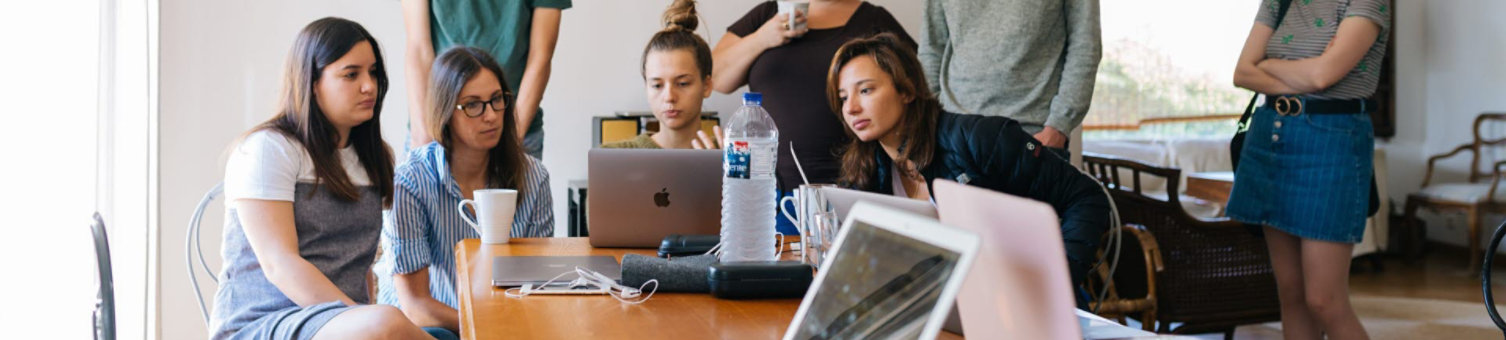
402, 0, 436, 148
711, 12, 805, 94
393, 268, 459, 331
514, 8, 563, 138
236, 199, 356, 306
1232, 23, 1302, 95
1257, 17, 1382, 93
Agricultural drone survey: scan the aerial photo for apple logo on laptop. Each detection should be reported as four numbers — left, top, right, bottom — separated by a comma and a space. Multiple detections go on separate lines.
654, 188, 671, 207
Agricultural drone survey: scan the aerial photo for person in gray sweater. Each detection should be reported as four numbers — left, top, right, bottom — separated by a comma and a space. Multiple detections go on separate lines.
918, 0, 1101, 155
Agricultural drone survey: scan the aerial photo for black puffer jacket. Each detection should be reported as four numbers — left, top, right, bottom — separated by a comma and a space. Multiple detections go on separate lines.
858, 111, 1111, 293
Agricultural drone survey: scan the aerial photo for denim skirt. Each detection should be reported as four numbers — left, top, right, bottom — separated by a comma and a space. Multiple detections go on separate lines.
1226, 104, 1374, 243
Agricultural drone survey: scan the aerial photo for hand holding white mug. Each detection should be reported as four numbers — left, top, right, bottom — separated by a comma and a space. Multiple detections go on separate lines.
777, 1, 810, 31
754, 5, 807, 49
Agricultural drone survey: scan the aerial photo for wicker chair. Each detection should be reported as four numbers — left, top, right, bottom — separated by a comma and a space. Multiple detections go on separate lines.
1081, 152, 1281, 338
1085, 225, 1161, 332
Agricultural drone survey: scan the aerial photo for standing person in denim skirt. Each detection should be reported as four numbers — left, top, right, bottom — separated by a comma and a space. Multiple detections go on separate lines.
1229, 0, 1389, 338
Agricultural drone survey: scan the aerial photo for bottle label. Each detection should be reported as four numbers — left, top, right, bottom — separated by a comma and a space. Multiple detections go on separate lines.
724, 140, 750, 179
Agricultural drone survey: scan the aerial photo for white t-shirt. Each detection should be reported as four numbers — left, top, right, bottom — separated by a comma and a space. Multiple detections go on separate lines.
224, 130, 372, 202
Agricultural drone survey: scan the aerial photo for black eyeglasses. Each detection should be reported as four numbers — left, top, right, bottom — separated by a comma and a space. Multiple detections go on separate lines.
455, 93, 510, 118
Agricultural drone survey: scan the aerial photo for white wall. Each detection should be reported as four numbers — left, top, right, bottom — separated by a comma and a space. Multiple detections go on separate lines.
1384, 0, 1506, 249
157, 1, 921, 339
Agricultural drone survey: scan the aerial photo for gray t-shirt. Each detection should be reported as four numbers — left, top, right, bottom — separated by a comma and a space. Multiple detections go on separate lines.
1257, 0, 1391, 99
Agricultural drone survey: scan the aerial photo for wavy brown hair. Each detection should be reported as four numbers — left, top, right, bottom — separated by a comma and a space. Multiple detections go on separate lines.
253, 17, 394, 206
642, 0, 712, 79
827, 33, 941, 190
426, 46, 526, 191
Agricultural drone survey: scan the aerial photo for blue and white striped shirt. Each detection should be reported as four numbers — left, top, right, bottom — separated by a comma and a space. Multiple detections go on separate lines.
376, 142, 553, 309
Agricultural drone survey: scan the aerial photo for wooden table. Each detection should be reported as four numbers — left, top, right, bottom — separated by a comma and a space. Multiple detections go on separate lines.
1185, 171, 1235, 204
454, 238, 1159, 339
455, 237, 812, 340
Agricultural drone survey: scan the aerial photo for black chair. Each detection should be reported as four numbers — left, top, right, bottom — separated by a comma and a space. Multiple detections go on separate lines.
1483, 219, 1506, 337
91, 212, 115, 340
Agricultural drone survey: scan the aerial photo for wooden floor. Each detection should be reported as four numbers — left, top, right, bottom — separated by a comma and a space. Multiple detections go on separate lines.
1165, 246, 1506, 339
1349, 245, 1506, 304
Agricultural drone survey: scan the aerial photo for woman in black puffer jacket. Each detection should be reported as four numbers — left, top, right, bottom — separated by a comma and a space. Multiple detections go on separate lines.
826, 33, 1111, 301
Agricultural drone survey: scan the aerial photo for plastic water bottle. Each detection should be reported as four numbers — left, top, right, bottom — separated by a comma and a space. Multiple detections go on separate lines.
720, 93, 779, 262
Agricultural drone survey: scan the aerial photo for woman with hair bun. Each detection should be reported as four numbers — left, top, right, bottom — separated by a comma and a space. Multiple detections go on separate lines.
603, 0, 722, 150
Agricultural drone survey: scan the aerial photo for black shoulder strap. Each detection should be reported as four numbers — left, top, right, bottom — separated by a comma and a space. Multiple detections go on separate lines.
1275, 0, 1294, 28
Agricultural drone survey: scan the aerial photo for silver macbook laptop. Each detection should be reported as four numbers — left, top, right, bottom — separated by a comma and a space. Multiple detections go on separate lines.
588, 149, 722, 248
491, 256, 622, 287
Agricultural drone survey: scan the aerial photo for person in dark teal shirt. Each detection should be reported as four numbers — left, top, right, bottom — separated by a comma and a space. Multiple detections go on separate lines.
402, 0, 571, 160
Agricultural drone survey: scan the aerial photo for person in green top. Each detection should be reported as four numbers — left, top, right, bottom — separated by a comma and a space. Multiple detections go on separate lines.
602, 0, 722, 151
402, 0, 571, 159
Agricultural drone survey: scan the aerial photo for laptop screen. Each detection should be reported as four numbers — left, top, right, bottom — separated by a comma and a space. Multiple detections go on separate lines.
789, 220, 963, 340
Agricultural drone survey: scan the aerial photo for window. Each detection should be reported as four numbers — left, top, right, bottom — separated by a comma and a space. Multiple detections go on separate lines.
0, 1, 154, 339
0, 1, 102, 338
1084, 0, 1261, 140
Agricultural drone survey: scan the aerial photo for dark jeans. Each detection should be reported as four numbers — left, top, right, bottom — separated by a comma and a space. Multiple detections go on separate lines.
424, 327, 459, 340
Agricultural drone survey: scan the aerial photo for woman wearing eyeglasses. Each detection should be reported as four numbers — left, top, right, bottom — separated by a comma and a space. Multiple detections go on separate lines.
376, 46, 553, 338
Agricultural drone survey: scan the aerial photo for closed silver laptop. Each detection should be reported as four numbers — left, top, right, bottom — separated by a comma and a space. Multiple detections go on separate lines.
587, 149, 722, 248
491, 256, 622, 287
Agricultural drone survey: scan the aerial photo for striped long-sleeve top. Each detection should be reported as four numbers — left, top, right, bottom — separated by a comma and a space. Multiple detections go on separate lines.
376, 142, 553, 308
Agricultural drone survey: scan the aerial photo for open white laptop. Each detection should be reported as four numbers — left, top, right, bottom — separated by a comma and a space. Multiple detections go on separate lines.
933, 179, 1080, 339
784, 202, 980, 340
587, 149, 722, 248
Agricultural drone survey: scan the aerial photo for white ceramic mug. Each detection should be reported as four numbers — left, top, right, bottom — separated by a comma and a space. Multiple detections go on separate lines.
779, 184, 833, 233
458, 189, 518, 244
779, 184, 835, 264
777, 1, 809, 32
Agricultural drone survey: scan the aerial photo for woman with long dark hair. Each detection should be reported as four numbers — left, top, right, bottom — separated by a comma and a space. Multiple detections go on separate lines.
377, 46, 553, 337
213, 17, 429, 340
827, 33, 1110, 301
